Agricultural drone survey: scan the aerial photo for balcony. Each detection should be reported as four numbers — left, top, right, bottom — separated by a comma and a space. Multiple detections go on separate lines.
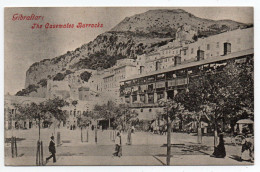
147, 89, 154, 94
129, 102, 160, 108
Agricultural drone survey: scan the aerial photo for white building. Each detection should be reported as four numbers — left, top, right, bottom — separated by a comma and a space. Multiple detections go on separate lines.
137, 27, 253, 74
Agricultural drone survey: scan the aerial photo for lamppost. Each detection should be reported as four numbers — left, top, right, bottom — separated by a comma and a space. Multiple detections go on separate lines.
165, 102, 171, 166
160, 99, 171, 166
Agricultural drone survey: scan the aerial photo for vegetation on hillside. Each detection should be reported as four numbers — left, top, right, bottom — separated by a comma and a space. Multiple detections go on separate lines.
80, 71, 92, 82
53, 70, 74, 81
15, 84, 39, 96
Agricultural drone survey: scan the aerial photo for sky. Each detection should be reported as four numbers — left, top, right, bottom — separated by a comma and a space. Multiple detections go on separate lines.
4, 7, 253, 95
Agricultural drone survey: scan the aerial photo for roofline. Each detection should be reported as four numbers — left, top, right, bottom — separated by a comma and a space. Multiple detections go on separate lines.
160, 45, 182, 51
114, 64, 136, 70
121, 48, 253, 82
103, 74, 115, 79
146, 55, 180, 63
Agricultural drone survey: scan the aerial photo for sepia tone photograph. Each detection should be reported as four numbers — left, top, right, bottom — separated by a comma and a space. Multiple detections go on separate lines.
4, 7, 254, 166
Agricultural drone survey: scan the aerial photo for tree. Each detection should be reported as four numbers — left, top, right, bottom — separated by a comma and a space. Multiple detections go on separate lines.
16, 97, 68, 165
94, 101, 119, 129
158, 99, 185, 166
175, 58, 254, 147
44, 97, 69, 134
71, 100, 78, 107
114, 104, 138, 131
94, 101, 138, 130
16, 97, 69, 140
53, 73, 65, 81
174, 74, 208, 144
37, 79, 47, 87
80, 71, 92, 82
15, 84, 39, 96
77, 111, 93, 142
221, 61, 254, 133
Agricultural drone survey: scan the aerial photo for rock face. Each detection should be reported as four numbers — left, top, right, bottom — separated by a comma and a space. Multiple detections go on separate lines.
112, 9, 246, 33
21, 9, 250, 96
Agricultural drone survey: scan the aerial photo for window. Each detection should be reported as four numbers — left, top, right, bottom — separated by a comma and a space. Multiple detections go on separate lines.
207, 44, 210, 50
191, 48, 194, 54
237, 38, 241, 44
216, 42, 219, 48
184, 50, 187, 55
141, 109, 143, 112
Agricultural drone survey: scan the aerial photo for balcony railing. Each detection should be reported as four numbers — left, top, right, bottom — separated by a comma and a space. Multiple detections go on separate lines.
129, 102, 160, 108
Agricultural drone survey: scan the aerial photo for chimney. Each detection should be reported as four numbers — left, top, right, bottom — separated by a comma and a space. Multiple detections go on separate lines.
197, 50, 204, 61
155, 61, 160, 71
174, 56, 181, 66
140, 66, 144, 74
224, 42, 231, 55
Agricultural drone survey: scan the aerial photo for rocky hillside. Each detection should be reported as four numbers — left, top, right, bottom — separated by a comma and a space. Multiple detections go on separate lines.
19, 9, 251, 96
112, 9, 247, 33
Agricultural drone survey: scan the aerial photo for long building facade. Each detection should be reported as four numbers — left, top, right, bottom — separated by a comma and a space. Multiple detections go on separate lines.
120, 27, 254, 121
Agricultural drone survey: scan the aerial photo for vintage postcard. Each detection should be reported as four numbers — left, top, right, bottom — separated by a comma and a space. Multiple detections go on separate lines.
4, 7, 254, 166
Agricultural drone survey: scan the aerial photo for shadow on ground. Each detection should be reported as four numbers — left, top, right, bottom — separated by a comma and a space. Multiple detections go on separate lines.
5, 138, 26, 143
229, 154, 254, 163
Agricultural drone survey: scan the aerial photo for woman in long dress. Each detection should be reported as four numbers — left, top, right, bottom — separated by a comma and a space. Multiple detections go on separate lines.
212, 134, 226, 158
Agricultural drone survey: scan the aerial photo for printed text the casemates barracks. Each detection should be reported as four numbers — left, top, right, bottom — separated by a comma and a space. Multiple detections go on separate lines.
12, 13, 103, 29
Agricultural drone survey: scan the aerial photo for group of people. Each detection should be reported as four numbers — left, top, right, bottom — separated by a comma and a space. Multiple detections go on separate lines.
211, 132, 254, 162
150, 125, 167, 135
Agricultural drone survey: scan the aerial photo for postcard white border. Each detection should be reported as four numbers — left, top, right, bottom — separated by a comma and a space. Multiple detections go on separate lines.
0, 1, 259, 172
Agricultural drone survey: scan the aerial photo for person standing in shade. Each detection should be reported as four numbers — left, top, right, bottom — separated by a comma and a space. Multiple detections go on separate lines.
113, 132, 122, 157
240, 133, 254, 162
46, 136, 56, 163
212, 134, 226, 158
126, 126, 132, 145
131, 125, 135, 134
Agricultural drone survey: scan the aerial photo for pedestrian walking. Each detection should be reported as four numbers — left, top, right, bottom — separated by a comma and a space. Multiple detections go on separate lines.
211, 134, 226, 158
163, 125, 167, 135
126, 126, 132, 145
113, 132, 122, 157
150, 125, 154, 133
131, 125, 135, 134
46, 136, 56, 163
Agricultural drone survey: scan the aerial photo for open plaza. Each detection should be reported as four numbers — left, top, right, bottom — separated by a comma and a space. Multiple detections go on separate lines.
5, 127, 253, 166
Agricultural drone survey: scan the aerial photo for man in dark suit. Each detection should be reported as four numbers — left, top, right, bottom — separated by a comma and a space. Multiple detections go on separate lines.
46, 136, 56, 163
